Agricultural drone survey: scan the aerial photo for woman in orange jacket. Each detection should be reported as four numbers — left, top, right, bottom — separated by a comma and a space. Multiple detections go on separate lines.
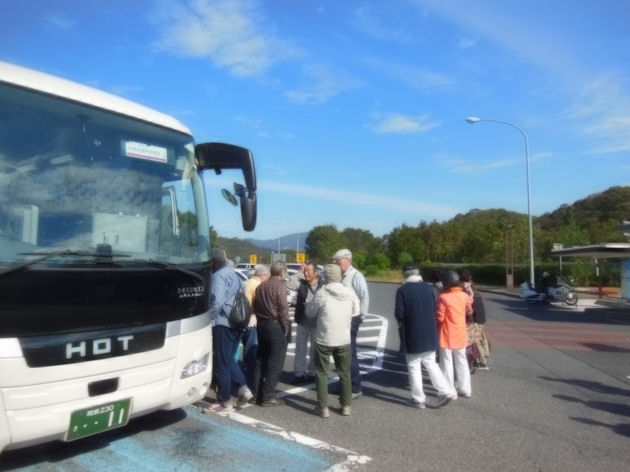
436, 270, 473, 399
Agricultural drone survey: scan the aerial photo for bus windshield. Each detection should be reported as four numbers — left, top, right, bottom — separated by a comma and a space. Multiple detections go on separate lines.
0, 82, 210, 268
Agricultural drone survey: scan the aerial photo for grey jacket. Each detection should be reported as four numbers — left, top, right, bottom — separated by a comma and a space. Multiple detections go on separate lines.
306, 282, 359, 347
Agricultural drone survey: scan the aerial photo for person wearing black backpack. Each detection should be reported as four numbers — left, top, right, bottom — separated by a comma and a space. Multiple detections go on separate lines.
205, 248, 253, 414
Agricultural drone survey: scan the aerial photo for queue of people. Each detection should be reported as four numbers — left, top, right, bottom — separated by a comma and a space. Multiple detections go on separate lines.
205, 246, 488, 416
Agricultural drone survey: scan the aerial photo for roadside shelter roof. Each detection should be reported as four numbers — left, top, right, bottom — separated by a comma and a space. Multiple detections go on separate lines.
551, 243, 630, 259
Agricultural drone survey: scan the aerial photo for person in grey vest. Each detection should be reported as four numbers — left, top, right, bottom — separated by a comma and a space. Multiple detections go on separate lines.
332, 248, 369, 398
292, 262, 323, 384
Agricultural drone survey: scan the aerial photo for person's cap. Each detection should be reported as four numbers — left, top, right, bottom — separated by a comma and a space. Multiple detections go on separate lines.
332, 248, 352, 262
254, 264, 270, 276
211, 248, 227, 261
323, 263, 342, 282
402, 263, 420, 278
441, 270, 460, 288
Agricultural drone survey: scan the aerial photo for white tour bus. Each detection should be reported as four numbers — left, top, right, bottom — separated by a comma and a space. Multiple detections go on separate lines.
0, 61, 257, 452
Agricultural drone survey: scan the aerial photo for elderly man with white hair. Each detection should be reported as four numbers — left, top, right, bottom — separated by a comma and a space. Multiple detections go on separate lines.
395, 263, 454, 409
332, 248, 369, 398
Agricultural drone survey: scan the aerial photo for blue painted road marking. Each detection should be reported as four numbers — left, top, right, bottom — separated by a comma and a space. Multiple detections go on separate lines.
1, 408, 338, 471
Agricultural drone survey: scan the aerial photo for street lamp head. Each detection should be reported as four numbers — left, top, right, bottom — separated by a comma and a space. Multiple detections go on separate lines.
465, 116, 480, 124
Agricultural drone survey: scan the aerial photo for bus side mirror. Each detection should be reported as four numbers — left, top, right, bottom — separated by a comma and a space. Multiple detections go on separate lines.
195, 142, 257, 232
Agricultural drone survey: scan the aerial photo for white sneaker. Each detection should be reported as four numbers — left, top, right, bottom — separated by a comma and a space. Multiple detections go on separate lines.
236, 386, 253, 407
204, 402, 233, 414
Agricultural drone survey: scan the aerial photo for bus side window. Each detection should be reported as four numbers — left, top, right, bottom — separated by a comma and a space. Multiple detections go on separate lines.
3, 205, 39, 244
159, 187, 180, 256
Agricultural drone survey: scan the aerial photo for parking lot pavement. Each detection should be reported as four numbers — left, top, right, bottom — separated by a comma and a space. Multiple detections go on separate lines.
478, 285, 630, 314
186, 313, 387, 470
0, 408, 350, 472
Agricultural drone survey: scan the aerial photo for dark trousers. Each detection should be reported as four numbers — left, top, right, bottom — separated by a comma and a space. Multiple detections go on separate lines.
212, 325, 246, 404
253, 319, 287, 403
315, 343, 351, 409
350, 316, 363, 393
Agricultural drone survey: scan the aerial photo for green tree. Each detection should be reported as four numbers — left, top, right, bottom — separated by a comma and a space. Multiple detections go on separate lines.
352, 250, 368, 270
305, 225, 346, 264
387, 224, 428, 265
342, 227, 384, 254
209, 226, 218, 247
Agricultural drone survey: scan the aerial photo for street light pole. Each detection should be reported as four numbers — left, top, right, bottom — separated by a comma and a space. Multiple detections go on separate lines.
466, 116, 535, 286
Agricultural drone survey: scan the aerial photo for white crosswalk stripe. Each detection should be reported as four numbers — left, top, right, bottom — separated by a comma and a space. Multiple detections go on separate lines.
285, 312, 388, 373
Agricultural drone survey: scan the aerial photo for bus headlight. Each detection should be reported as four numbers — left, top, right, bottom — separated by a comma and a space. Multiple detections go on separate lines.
181, 353, 209, 379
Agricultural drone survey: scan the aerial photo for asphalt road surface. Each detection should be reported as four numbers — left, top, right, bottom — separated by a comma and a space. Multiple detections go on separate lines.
2, 282, 629, 472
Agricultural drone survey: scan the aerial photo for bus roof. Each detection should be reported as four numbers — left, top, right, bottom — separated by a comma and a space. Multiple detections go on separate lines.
0, 61, 192, 136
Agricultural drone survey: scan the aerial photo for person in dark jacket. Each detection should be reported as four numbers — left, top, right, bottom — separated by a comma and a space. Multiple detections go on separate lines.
292, 263, 323, 384
252, 261, 289, 406
394, 263, 455, 409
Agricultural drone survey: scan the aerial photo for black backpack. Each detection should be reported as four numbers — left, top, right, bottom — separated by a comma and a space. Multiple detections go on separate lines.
228, 290, 252, 330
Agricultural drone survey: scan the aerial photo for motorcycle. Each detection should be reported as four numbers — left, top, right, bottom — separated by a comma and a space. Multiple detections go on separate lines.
520, 275, 578, 306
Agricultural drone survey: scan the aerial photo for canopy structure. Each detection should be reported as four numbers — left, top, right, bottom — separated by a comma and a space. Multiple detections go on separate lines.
549, 224, 630, 301
550, 243, 630, 259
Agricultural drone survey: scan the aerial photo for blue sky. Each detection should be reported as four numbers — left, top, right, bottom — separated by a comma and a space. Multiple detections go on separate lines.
2, 0, 630, 241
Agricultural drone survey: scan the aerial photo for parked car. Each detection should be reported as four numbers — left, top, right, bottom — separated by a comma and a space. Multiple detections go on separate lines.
235, 263, 256, 271
234, 268, 249, 287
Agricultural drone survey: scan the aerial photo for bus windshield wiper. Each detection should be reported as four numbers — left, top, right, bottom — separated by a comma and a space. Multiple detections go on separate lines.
125, 259, 206, 284
0, 249, 130, 279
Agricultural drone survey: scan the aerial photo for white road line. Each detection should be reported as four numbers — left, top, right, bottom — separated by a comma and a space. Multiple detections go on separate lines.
286, 313, 388, 372
205, 408, 372, 471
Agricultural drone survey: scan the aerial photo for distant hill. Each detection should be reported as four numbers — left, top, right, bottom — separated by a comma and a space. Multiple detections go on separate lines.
214, 236, 267, 264
537, 186, 630, 229
246, 232, 308, 251
215, 186, 630, 263
214, 232, 308, 265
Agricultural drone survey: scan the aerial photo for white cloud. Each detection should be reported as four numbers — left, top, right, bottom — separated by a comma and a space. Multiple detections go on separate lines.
261, 180, 462, 219
437, 156, 518, 175
203, 175, 462, 220
370, 113, 440, 134
437, 150, 550, 175
564, 72, 630, 154
411, 0, 575, 72
360, 58, 456, 92
152, 0, 298, 77
414, 1, 630, 156
284, 64, 362, 104
43, 14, 75, 33
352, 5, 417, 44
457, 37, 476, 49
234, 116, 269, 138
108, 84, 144, 98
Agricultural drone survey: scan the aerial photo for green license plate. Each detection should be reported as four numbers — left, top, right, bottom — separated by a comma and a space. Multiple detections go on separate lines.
67, 398, 131, 441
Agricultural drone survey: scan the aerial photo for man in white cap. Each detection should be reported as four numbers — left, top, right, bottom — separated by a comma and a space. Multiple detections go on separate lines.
207, 248, 253, 413
332, 248, 369, 398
